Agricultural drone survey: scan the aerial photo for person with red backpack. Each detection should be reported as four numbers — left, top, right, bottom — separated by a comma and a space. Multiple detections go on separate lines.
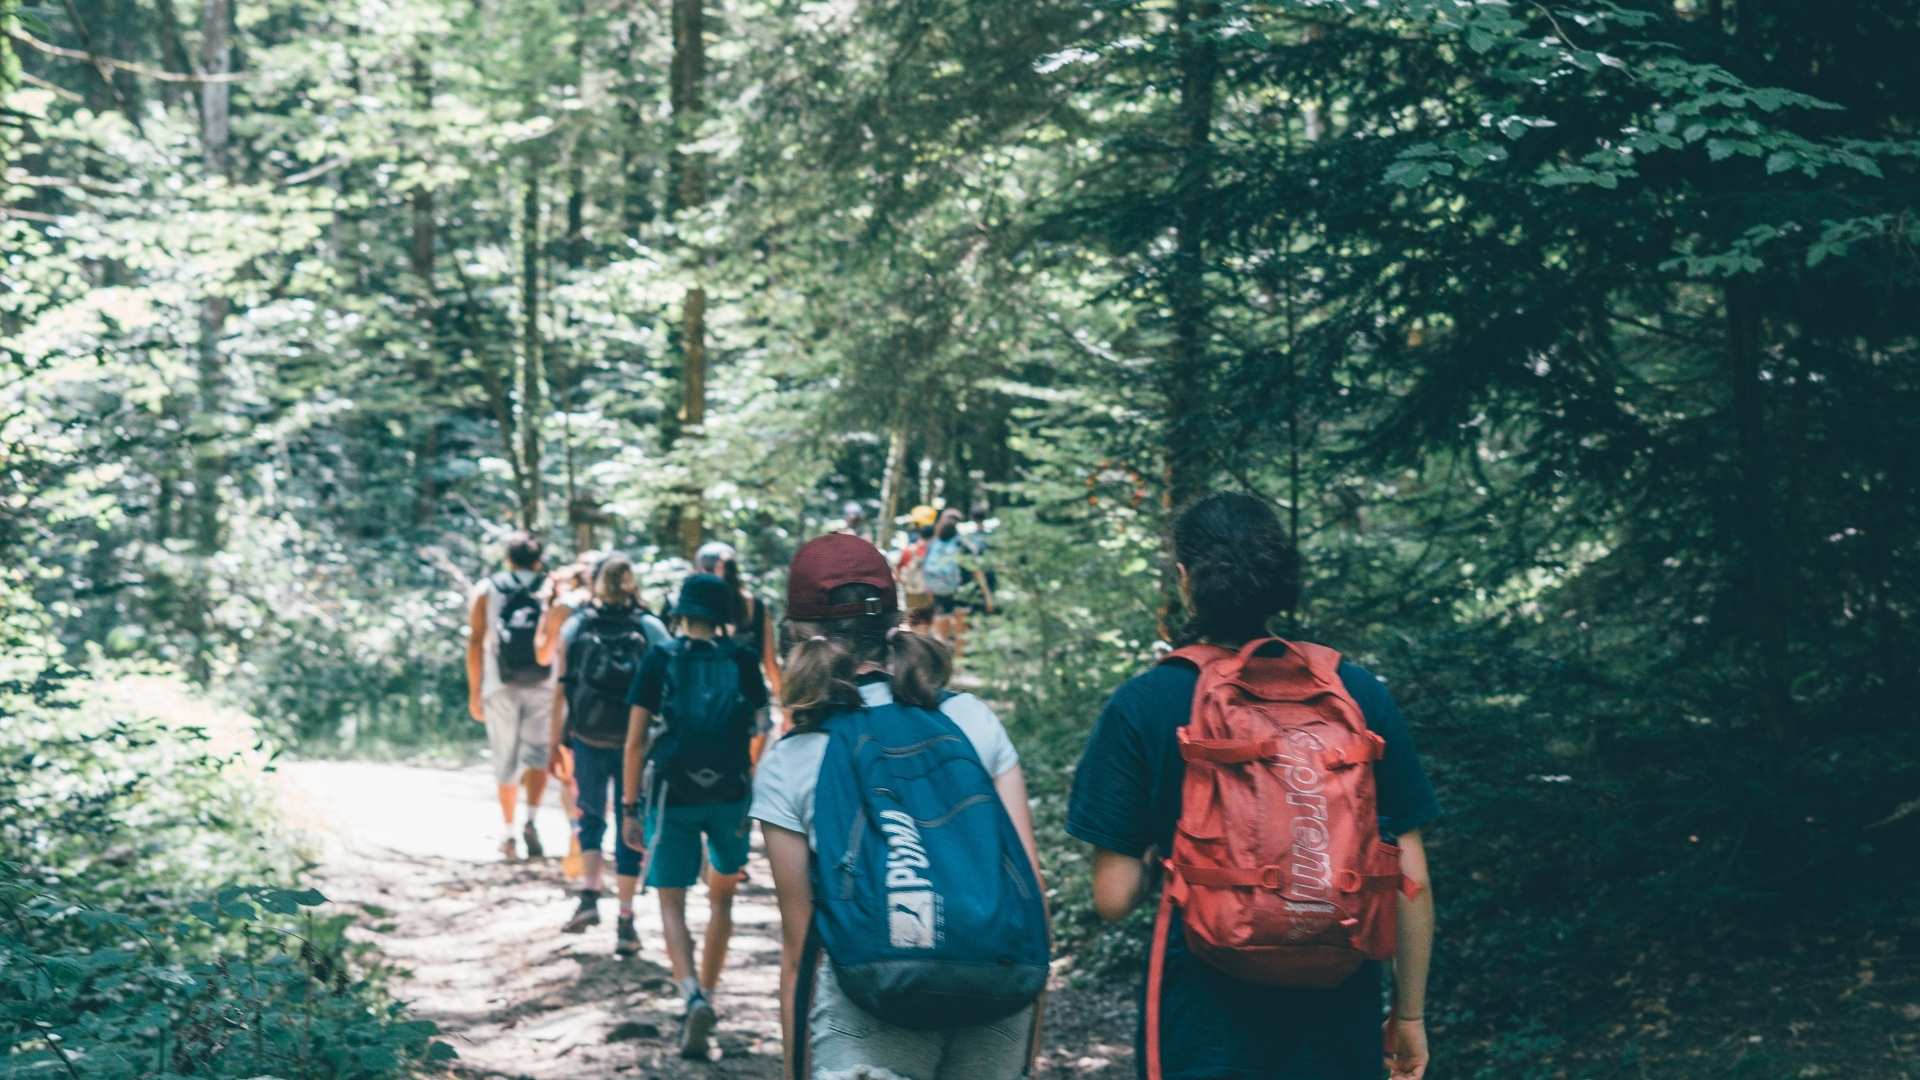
1068, 493, 1439, 1080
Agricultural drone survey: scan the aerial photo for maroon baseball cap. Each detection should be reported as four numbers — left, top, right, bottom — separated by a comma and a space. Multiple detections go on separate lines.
787, 533, 898, 620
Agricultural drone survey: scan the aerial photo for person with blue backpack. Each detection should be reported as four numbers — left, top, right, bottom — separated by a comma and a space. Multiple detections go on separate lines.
750, 533, 1049, 1079
548, 553, 671, 953
619, 571, 769, 1059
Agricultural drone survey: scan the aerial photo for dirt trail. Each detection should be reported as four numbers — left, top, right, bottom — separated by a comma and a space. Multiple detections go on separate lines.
275, 760, 1134, 1079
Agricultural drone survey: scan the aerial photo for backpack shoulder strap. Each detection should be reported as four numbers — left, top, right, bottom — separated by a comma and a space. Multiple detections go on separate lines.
1160, 642, 1234, 670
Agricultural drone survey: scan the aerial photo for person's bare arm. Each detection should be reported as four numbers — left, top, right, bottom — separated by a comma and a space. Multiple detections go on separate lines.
763, 822, 814, 1080
619, 706, 654, 850
759, 604, 783, 700
534, 599, 571, 667
547, 646, 569, 773
1092, 847, 1152, 922
992, 764, 1047, 1066
466, 591, 488, 723
1385, 830, 1434, 1080
973, 568, 993, 613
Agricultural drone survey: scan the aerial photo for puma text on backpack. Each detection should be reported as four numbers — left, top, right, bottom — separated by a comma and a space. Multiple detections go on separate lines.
920, 537, 964, 596
567, 606, 661, 747
804, 694, 1049, 1032
1146, 638, 1419, 1080
647, 638, 753, 804
493, 573, 549, 684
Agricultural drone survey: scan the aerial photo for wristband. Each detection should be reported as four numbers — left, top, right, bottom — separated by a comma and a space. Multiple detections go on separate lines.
1393, 1015, 1422, 1022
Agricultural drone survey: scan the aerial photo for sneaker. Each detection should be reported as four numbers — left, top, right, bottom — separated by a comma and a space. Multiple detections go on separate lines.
562, 892, 600, 934
522, 822, 545, 859
499, 835, 518, 861
679, 990, 716, 1059
614, 915, 640, 957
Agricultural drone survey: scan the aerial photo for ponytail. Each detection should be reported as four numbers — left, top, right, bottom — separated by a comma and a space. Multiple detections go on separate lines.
782, 584, 950, 730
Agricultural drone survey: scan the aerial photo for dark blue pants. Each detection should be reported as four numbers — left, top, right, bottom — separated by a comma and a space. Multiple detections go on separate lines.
571, 739, 641, 877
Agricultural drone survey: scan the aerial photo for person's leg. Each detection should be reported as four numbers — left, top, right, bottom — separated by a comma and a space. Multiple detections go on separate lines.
949, 603, 971, 659
697, 801, 752, 993
564, 742, 610, 932
656, 887, 696, 984
644, 803, 705, 982
516, 687, 553, 855
612, 757, 643, 956
482, 691, 522, 857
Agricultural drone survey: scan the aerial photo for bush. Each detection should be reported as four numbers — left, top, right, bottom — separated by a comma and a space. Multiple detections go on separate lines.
1, 610, 454, 1077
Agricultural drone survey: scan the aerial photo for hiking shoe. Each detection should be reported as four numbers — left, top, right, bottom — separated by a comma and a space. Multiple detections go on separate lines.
499, 835, 518, 861
614, 915, 640, 957
522, 822, 545, 859
679, 990, 716, 1059
561, 892, 600, 934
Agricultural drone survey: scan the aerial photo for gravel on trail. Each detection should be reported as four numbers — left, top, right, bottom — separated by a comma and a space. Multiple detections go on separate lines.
275, 759, 1135, 1079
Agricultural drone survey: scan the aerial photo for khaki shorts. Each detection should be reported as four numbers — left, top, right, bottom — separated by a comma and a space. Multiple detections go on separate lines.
483, 683, 552, 785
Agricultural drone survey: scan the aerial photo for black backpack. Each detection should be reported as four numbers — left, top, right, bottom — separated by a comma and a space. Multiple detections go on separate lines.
493, 573, 549, 683
566, 605, 661, 747
647, 638, 753, 805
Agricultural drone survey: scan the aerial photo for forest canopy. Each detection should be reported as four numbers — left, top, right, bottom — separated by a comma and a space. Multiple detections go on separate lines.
5, 0, 1918, 1075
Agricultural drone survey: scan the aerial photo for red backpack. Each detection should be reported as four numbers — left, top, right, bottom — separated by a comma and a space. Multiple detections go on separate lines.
1146, 638, 1420, 1080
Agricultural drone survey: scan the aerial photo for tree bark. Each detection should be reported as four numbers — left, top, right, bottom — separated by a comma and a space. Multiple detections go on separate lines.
877, 422, 911, 550
409, 52, 438, 527
1725, 282, 1792, 739
1160, 0, 1219, 637
669, 0, 707, 556
519, 162, 544, 529
190, 0, 230, 556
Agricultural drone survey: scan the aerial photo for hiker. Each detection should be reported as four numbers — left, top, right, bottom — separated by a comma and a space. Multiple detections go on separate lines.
693, 540, 783, 755
550, 553, 671, 954
896, 505, 938, 632
963, 501, 998, 613
465, 531, 558, 861
1067, 493, 1440, 1080
838, 500, 870, 542
923, 507, 991, 655
619, 572, 769, 1059
752, 533, 1049, 1079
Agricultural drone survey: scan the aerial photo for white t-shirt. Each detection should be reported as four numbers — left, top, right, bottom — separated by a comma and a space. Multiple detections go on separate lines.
470, 570, 554, 698
749, 680, 1019, 847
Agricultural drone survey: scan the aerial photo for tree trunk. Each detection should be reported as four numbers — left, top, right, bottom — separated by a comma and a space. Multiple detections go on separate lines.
410, 52, 439, 527
519, 162, 544, 529
877, 422, 911, 549
191, 0, 230, 554
669, 0, 707, 556
151, 0, 194, 112
1725, 282, 1792, 738
1160, 0, 1219, 637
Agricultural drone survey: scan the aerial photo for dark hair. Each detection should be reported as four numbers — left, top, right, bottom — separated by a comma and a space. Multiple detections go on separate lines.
970, 502, 990, 522
937, 521, 959, 541
505, 531, 543, 569
781, 583, 949, 730
919, 525, 935, 540
1173, 492, 1300, 646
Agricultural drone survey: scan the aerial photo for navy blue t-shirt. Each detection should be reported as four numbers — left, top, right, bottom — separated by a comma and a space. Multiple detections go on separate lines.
1067, 650, 1440, 1080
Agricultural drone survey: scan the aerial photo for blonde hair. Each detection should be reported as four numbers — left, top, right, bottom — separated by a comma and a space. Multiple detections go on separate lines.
592, 552, 643, 608
781, 584, 950, 730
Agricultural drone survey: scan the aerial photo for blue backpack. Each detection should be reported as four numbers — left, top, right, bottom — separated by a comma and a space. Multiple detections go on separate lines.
805, 695, 1049, 1030
920, 536, 965, 595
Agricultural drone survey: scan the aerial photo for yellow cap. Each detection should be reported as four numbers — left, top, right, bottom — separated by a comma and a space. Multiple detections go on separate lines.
909, 504, 938, 528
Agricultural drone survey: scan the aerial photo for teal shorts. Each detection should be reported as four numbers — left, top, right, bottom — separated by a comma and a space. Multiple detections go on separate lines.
643, 799, 751, 889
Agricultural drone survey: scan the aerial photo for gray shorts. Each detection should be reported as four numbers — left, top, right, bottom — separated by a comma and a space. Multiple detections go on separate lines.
483, 684, 552, 785
808, 958, 1032, 1080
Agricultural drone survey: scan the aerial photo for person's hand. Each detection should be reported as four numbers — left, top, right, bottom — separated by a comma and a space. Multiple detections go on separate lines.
468, 695, 485, 724
547, 748, 567, 778
620, 811, 645, 852
1383, 1016, 1429, 1080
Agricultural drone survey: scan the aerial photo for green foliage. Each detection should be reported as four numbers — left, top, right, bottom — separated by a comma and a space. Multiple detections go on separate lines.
0, 578, 452, 1076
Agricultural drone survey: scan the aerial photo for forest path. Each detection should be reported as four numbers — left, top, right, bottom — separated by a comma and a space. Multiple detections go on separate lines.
273, 759, 1134, 1080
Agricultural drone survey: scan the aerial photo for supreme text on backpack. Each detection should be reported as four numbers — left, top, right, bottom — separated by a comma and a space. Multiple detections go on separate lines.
646, 638, 754, 805
1145, 638, 1420, 1080
567, 605, 662, 747
803, 693, 1049, 1031
493, 572, 549, 683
